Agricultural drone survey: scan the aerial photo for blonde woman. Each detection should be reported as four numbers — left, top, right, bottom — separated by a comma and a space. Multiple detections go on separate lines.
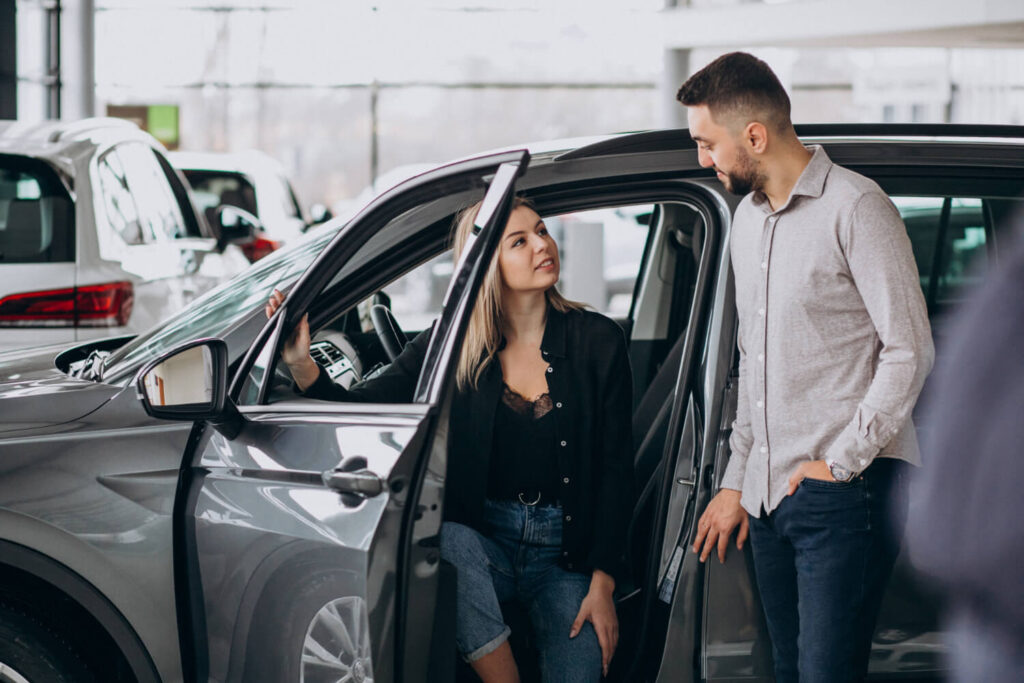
268, 198, 634, 682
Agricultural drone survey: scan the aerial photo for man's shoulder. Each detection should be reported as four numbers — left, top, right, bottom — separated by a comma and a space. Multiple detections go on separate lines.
824, 162, 889, 205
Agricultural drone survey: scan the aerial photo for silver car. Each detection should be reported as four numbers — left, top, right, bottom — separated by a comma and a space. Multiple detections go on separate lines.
0, 124, 1021, 682
0, 118, 251, 353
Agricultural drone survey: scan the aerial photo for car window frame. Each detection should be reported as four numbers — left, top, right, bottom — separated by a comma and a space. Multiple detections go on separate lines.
229, 150, 532, 406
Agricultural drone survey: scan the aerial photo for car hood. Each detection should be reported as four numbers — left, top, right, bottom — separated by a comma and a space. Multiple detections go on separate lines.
0, 343, 120, 434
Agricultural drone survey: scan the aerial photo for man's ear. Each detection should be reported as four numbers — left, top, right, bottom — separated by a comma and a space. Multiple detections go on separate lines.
744, 121, 769, 155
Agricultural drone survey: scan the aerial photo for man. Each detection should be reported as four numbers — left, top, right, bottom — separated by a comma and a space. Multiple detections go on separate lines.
679, 52, 934, 682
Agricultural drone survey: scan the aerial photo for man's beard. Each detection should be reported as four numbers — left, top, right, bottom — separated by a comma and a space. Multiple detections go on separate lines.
722, 150, 764, 196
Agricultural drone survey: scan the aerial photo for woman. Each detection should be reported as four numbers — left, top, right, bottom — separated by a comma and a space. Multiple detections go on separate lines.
267, 198, 634, 682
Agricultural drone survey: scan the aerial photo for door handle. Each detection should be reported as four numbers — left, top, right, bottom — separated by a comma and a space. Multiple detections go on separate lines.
322, 469, 384, 498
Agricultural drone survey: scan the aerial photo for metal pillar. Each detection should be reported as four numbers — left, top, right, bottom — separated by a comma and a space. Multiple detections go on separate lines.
59, 0, 94, 119
660, 48, 691, 129
659, 0, 691, 129
0, 0, 15, 118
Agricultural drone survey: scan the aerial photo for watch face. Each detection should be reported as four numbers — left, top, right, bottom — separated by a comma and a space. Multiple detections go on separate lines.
829, 462, 854, 482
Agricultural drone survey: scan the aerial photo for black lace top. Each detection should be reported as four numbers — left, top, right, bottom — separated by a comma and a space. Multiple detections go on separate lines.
486, 383, 561, 505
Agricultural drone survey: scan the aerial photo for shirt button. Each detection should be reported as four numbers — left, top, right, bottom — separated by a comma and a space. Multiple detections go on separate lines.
769, 216, 777, 223
563, 477, 570, 484
757, 353, 765, 363
565, 515, 572, 522
760, 446, 768, 453
761, 261, 767, 269
556, 402, 563, 408
758, 308, 765, 316
563, 551, 569, 557
756, 400, 763, 408
560, 440, 567, 447
859, 459, 867, 466
546, 367, 553, 374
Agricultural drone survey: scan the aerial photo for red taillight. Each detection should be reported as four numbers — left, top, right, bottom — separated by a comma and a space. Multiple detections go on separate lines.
0, 281, 134, 328
240, 237, 281, 263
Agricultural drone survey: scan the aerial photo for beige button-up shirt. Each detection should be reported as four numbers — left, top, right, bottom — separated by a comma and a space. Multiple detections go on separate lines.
722, 146, 934, 516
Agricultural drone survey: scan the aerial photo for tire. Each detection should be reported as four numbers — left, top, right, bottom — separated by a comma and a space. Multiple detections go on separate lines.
244, 571, 374, 683
0, 601, 97, 683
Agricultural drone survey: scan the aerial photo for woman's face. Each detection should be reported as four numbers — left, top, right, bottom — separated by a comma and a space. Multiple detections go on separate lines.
497, 205, 559, 294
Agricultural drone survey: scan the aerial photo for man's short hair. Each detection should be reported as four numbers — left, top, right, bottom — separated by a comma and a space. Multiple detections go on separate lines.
677, 52, 792, 133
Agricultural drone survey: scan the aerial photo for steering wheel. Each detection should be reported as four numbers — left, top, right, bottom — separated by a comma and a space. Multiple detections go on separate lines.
370, 304, 409, 362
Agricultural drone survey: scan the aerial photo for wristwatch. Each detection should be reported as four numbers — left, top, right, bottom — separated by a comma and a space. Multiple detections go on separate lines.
827, 460, 856, 482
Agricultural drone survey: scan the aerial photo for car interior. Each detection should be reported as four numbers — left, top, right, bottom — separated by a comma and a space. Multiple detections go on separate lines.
254, 189, 714, 680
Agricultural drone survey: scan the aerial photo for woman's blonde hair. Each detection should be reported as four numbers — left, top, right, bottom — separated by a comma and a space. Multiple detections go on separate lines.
452, 197, 583, 391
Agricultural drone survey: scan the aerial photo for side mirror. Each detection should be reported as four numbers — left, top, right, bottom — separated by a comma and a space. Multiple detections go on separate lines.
309, 202, 333, 226
135, 338, 229, 421
214, 205, 263, 245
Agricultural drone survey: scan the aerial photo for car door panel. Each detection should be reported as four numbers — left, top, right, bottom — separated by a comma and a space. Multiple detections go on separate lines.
180, 153, 526, 683
190, 406, 429, 682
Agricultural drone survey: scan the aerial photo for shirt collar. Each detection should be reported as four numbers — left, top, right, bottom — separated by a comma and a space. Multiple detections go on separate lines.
540, 306, 568, 358
751, 144, 832, 214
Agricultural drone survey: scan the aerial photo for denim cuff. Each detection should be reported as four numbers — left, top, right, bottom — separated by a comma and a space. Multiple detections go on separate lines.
463, 625, 512, 663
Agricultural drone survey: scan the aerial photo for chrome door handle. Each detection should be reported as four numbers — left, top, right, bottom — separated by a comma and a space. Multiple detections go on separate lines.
322, 468, 384, 498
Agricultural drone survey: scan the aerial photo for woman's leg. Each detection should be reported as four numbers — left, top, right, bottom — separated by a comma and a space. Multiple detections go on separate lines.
439, 521, 519, 682
526, 568, 602, 683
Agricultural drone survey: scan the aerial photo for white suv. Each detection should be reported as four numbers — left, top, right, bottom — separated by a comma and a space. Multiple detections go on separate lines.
0, 118, 250, 352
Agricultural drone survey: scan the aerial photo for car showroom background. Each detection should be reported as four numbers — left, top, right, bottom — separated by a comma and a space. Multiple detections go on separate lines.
8, 0, 1024, 222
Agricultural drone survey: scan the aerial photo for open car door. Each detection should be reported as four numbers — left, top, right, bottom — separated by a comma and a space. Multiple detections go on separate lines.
164, 152, 527, 682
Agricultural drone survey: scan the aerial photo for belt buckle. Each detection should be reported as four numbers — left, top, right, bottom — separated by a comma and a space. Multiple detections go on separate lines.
517, 491, 541, 506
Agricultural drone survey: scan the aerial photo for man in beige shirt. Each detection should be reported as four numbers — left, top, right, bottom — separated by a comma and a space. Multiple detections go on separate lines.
679, 53, 933, 682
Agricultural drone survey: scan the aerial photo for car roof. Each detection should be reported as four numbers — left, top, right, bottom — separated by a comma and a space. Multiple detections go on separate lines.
169, 149, 290, 177
0, 117, 160, 170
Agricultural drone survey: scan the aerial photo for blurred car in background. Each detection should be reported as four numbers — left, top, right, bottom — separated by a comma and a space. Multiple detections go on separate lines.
0, 118, 251, 353
171, 149, 324, 262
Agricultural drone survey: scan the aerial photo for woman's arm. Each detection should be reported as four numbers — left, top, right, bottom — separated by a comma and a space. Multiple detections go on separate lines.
267, 289, 426, 404
587, 323, 636, 585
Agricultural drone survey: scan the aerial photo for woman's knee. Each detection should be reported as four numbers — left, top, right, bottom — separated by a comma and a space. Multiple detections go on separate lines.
440, 521, 489, 567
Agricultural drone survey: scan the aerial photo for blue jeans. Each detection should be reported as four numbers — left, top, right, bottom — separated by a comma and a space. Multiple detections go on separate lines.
748, 459, 908, 683
439, 499, 601, 683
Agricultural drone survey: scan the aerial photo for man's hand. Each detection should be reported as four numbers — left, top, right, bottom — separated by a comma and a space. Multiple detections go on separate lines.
692, 488, 748, 563
786, 460, 834, 496
570, 570, 618, 677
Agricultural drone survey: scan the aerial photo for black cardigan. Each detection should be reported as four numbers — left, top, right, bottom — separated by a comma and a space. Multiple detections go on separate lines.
304, 307, 635, 584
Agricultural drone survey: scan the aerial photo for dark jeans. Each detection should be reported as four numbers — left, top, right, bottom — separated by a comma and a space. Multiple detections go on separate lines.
748, 458, 908, 683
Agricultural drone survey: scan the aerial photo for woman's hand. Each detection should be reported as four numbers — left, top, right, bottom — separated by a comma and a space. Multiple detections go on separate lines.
265, 289, 320, 390
570, 569, 618, 677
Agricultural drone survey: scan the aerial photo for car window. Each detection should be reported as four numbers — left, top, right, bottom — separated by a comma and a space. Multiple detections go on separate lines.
97, 149, 147, 245
117, 143, 189, 242
893, 195, 997, 311
544, 204, 652, 318
183, 170, 260, 217
0, 156, 75, 263
102, 223, 342, 383
357, 203, 653, 335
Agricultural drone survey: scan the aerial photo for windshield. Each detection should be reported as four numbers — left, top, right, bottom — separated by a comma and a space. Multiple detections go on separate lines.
103, 220, 343, 382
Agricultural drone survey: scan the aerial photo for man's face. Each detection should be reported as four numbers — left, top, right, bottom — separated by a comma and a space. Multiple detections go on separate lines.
687, 104, 763, 196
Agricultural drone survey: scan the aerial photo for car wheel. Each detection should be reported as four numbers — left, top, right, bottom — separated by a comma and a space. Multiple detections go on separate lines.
0, 602, 96, 683
301, 594, 373, 683
246, 571, 374, 683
